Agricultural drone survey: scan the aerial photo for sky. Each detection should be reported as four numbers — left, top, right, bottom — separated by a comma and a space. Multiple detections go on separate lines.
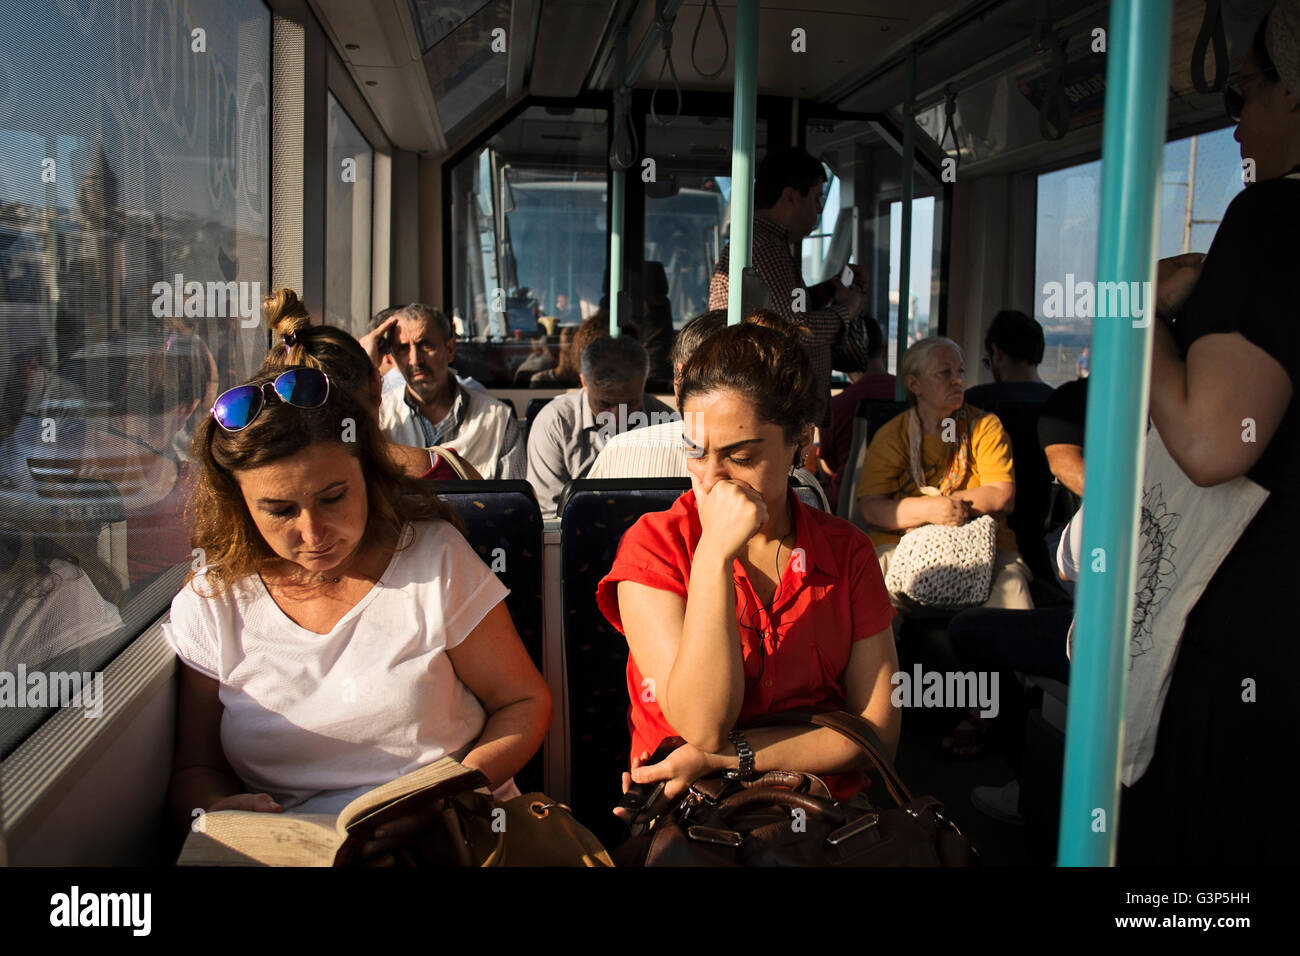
1034, 124, 1242, 326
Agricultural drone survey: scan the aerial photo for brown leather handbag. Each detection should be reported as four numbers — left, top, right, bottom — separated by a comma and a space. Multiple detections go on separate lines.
617, 710, 977, 867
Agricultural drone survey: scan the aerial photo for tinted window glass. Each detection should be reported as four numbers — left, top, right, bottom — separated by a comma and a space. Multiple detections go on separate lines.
0, 0, 270, 755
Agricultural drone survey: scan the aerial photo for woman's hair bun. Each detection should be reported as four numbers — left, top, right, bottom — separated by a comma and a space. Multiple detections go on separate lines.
263, 287, 311, 338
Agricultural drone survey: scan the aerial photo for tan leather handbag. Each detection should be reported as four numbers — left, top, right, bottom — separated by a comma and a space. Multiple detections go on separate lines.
447, 790, 614, 867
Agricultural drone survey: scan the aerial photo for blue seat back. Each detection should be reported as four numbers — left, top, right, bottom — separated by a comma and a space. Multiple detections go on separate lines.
841, 399, 908, 526
559, 478, 688, 845
424, 480, 545, 793
857, 398, 909, 445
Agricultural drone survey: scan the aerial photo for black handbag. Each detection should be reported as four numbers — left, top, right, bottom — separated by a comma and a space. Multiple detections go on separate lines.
616, 710, 978, 867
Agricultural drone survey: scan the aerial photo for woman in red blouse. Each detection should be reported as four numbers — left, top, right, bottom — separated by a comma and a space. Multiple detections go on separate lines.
596, 322, 899, 807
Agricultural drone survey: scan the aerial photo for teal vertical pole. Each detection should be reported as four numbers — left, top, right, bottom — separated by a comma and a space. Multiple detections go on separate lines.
726, 0, 759, 326
609, 27, 627, 337
611, 169, 624, 337
894, 49, 916, 400
1057, 0, 1170, 866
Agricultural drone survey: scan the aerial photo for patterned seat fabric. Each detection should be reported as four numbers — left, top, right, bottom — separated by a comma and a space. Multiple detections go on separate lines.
423, 480, 545, 794
560, 479, 688, 847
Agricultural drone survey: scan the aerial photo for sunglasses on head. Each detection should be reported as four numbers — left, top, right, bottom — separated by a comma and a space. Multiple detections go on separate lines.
210, 367, 330, 432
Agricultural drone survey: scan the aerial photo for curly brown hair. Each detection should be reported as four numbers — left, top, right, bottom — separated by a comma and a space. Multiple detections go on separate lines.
185, 289, 459, 597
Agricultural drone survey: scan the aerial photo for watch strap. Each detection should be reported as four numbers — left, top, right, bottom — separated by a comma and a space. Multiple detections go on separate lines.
727, 729, 755, 779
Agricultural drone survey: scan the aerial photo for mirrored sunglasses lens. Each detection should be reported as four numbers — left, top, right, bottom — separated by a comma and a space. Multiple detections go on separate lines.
213, 386, 261, 430
275, 368, 328, 407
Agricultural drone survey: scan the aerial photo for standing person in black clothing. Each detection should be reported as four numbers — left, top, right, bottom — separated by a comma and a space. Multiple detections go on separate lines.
1119, 0, 1300, 866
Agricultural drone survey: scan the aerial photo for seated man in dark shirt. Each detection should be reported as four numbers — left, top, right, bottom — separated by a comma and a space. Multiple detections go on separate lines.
965, 310, 1055, 408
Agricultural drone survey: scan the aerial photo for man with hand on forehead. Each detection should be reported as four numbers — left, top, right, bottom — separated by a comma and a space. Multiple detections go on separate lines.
367, 303, 524, 480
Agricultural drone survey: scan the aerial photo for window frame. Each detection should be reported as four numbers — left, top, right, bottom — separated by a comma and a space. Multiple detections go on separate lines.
0, 0, 277, 859
800, 106, 954, 348
325, 43, 392, 330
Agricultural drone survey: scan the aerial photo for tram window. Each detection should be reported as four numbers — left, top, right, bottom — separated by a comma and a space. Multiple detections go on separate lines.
644, 116, 767, 330
806, 119, 945, 374
421, 0, 511, 142
1033, 125, 1240, 387
325, 92, 374, 338
0, 0, 269, 757
448, 106, 608, 387
801, 174, 841, 286
888, 196, 939, 347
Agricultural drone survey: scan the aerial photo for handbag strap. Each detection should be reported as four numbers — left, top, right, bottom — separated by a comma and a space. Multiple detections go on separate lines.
746, 709, 915, 807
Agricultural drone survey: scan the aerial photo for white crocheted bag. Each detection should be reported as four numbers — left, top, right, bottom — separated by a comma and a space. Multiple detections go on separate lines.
884, 514, 998, 610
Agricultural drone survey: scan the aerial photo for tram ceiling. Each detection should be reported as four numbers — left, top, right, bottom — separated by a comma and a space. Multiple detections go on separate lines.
586, 1, 930, 100
832, 0, 1105, 113
311, 0, 1272, 162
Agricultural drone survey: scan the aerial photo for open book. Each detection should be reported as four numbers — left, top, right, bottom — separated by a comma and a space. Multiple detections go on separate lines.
179, 757, 489, 866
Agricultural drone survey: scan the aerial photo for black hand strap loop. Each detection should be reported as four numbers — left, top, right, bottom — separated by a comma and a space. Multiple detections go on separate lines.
650, 1, 683, 127
1039, 39, 1072, 141
609, 86, 639, 171
1191, 0, 1228, 94
939, 87, 961, 175
690, 0, 729, 79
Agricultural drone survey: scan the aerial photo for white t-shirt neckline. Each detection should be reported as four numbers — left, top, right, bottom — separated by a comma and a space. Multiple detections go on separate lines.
252, 524, 410, 638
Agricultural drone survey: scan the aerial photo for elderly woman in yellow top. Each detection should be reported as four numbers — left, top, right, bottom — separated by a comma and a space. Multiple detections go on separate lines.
855, 336, 1033, 610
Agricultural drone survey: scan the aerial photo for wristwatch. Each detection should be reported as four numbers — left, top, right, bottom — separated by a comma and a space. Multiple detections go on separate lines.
727, 729, 755, 779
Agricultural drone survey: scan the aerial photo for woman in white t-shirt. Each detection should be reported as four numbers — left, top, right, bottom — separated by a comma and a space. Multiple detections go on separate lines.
166, 336, 549, 862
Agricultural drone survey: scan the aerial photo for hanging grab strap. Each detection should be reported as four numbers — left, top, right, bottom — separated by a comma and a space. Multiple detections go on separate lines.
650, 0, 683, 127
1039, 38, 1072, 141
1191, 0, 1228, 94
938, 87, 961, 176
690, 0, 729, 79
609, 86, 639, 171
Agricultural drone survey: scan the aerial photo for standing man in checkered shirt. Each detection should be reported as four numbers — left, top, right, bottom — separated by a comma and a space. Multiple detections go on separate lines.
708, 147, 867, 434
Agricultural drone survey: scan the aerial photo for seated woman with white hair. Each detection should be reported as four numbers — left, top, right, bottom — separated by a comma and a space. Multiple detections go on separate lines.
855, 335, 1033, 612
